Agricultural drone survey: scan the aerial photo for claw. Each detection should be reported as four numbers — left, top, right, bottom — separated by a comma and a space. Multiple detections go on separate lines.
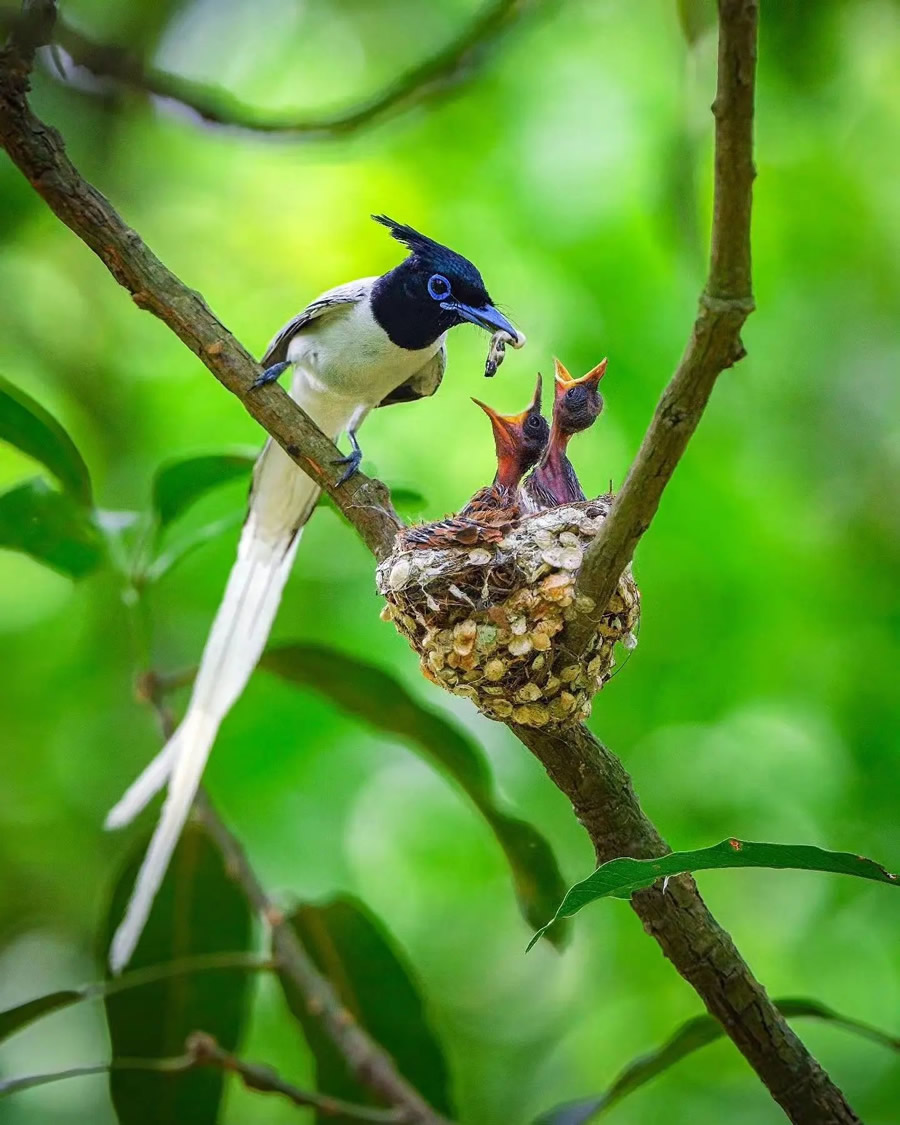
251, 360, 290, 390
333, 449, 362, 485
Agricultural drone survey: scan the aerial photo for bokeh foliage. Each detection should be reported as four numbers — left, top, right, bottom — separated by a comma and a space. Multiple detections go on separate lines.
0, 1, 898, 1123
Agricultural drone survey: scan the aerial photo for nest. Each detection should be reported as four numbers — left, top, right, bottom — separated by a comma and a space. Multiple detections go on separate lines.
376, 499, 640, 728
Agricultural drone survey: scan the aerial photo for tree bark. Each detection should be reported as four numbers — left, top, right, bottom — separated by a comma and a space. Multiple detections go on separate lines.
512, 722, 860, 1123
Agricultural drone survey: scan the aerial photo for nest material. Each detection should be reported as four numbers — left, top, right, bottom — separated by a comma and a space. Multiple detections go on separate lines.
376, 498, 640, 728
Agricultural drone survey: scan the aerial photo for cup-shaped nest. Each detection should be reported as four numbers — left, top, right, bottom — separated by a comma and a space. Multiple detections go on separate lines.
376, 499, 640, 728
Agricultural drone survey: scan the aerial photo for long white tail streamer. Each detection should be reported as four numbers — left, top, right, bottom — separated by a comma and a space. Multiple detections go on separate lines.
108, 374, 351, 973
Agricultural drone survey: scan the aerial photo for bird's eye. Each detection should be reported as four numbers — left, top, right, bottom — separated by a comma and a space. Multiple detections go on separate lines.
525, 415, 542, 432
427, 274, 451, 301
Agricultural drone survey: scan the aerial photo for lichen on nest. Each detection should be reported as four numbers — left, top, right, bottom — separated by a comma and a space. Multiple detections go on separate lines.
376, 498, 640, 728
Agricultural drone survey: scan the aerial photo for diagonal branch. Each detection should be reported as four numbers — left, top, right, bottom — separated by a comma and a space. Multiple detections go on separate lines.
511, 721, 859, 1125
0, 2, 859, 1122
0, 13, 400, 561
2, 0, 530, 139
565, 0, 757, 658
192, 796, 450, 1125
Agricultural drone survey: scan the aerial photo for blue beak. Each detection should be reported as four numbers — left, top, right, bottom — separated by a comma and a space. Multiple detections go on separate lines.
443, 301, 525, 348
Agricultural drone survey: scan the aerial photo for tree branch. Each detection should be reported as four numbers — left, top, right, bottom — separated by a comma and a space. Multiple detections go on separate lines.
1, 0, 529, 139
0, 16, 400, 561
186, 1032, 407, 1122
0, 2, 859, 1122
565, 0, 757, 658
511, 722, 859, 1125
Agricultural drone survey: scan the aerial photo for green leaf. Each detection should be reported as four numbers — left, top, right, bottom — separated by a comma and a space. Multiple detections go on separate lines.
102, 823, 254, 1125
0, 374, 92, 504
279, 896, 454, 1121
529, 839, 898, 948
773, 998, 900, 1050
262, 643, 569, 946
150, 450, 423, 533
533, 997, 900, 1123
0, 991, 82, 1045
0, 477, 105, 577
151, 451, 256, 529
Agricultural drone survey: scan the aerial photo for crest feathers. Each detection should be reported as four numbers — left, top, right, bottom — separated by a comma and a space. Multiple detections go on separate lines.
372, 214, 443, 258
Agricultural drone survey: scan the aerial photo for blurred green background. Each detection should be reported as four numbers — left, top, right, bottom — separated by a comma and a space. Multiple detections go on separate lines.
1, 0, 898, 1122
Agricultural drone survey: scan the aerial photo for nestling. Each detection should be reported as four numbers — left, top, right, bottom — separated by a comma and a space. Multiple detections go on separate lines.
400, 373, 549, 549
523, 357, 607, 510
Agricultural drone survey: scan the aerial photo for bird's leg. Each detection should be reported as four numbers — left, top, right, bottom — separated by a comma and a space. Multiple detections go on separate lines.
251, 360, 290, 390
333, 429, 362, 485
333, 406, 370, 485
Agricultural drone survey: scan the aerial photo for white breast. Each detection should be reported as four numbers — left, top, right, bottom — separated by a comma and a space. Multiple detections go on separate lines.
286, 300, 442, 409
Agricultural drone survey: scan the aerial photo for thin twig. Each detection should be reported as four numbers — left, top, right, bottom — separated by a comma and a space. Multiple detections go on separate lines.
565, 0, 757, 658
187, 1032, 405, 1122
99, 950, 273, 999
35, 0, 532, 140
138, 619, 443, 1117
3, 950, 272, 1046
0, 1038, 404, 1122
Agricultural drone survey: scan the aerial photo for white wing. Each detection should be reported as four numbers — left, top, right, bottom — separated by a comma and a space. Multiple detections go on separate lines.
261, 280, 374, 366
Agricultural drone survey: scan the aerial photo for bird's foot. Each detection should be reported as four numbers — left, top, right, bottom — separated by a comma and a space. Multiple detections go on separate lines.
251, 361, 290, 390
333, 448, 362, 485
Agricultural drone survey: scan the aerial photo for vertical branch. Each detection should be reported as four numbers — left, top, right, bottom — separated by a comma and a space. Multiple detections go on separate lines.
566, 0, 757, 658
708, 0, 756, 300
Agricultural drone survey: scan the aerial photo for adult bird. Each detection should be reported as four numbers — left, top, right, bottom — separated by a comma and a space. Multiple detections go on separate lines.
523, 357, 607, 509
400, 373, 548, 549
105, 215, 524, 973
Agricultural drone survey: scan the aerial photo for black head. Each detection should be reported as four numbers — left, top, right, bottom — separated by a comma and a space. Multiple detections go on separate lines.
370, 215, 523, 352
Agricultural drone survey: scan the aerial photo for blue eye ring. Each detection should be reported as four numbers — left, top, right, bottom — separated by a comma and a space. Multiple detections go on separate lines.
427, 273, 451, 301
